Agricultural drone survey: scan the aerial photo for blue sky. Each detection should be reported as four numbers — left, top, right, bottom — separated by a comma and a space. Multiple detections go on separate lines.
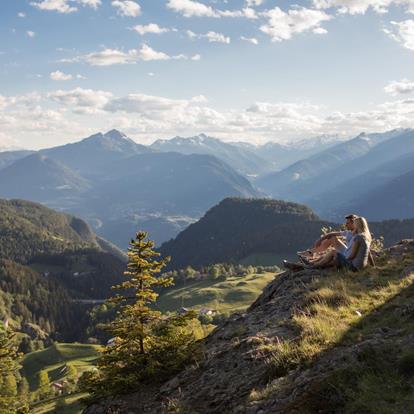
1, 0, 414, 149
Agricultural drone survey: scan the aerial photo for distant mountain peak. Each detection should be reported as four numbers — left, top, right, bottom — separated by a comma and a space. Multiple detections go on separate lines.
104, 129, 128, 140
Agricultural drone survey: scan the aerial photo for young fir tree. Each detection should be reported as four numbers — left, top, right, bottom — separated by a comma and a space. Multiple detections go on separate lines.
0, 325, 28, 414
37, 370, 51, 400
80, 231, 199, 397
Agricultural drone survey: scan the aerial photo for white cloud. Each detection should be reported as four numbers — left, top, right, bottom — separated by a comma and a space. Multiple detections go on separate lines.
18, 12, 26, 18
49, 87, 112, 114
105, 93, 190, 114
386, 20, 414, 50
27, 31, 36, 38
65, 44, 190, 66
138, 44, 171, 60
313, 27, 328, 34
191, 54, 201, 60
111, 0, 141, 17
30, 0, 77, 13
240, 36, 258, 44
166, 0, 257, 18
77, 0, 101, 8
4, 89, 414, 146
167, 0, 218, 17
50, 70, 73, 81
218, 7, 257, 18
187, 30, 230, 43
313, 0, 414, 14
30, 0, 101, 13
385, 79, 414, 95
260, 6, 331, 41
246, 0, 263, 6
132, 23, 170, 35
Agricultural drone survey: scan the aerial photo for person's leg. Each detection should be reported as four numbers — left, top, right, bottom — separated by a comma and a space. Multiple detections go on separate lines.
311, 250, 336, 267
301, 236, 344, 257
335, 253, 357, 271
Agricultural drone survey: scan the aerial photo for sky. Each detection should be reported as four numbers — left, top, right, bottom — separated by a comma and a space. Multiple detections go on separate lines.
1, 0, 414, 149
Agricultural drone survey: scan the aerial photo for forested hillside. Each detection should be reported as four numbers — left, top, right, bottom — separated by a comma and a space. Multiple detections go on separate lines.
0, 199, 126, 347
160, 198, 322, 269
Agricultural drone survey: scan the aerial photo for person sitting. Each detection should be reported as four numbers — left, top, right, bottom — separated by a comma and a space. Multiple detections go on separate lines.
298, 214, 357, 261
335, 216, 372, 272
283, 216, 372, 272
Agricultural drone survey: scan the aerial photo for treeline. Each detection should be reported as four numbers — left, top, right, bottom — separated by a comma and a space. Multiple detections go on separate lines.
29, 249, 125, 299
0, 260, 87, 345
162, 263, 280, 285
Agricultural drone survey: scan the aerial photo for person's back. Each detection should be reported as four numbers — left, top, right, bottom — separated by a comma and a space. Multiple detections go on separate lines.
351, 234, 370, 270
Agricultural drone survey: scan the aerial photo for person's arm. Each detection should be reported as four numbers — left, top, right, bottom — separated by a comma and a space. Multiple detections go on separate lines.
315, 231, 342, 247
347, 238, 360, 261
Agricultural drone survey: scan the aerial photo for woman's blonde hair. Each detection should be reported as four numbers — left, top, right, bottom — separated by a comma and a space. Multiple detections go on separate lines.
353, 216, 372, 243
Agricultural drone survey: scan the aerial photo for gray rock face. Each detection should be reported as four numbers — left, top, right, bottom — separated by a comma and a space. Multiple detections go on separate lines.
83, 240, 414, 414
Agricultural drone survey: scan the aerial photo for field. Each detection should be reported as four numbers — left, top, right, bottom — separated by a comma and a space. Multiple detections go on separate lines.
21, 343, 101, 414
157, 271, 277, 313
239, 253, 294, 266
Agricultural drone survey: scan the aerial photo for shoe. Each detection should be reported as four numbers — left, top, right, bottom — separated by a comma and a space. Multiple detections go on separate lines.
298, 255, 311, 265
282, 260, 305, 271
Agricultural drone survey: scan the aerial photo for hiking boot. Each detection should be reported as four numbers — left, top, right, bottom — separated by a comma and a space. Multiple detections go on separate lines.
282, 260, 305, 271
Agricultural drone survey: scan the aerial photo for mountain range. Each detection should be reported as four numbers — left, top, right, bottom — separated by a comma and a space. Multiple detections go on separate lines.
0, 128, 413, 249
0, 130, 260, 248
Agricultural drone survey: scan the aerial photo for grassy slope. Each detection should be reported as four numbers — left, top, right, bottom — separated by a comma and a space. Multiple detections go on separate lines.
249, 250, 414, 413
156, 272, 276, 313
22, 343, 101, 389
22, 343, 101, 414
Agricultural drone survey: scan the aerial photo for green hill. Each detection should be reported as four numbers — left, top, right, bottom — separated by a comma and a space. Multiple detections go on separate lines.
157, 271, 277, 314
22, 343, 101, 414
21, 343, 101, 389
0, 199, 126, 345
160, 198, 322, 269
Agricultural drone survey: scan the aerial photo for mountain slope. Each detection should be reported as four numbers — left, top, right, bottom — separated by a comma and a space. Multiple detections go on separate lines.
0, 199, 126, 344
84, 240, 414, 414
0, 150, 35, 171
257, 129, 408, 201
348, 168, 414, 220
81, 152, 261, 248
254, 135, 346, 171
311, 150, 414, 219
160, 198, 322, 269
151, 133, 272, 176
0, 153, 90, 202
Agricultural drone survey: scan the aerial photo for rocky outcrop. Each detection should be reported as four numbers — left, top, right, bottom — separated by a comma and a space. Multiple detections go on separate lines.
84, 240, 414, 414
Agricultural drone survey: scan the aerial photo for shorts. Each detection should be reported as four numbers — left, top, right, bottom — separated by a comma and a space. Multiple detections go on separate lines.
336, 253, 357, 272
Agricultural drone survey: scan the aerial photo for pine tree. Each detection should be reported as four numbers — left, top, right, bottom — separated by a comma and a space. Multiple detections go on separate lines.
18, 377, 30, 405
0, 325, 20, 414
3, 374, 17, 397
65, 363, 78, 392
81, 231, 199, 398
37, 370, 51, 400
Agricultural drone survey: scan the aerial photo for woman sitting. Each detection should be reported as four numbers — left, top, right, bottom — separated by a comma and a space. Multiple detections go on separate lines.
335, 216, 372, 272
